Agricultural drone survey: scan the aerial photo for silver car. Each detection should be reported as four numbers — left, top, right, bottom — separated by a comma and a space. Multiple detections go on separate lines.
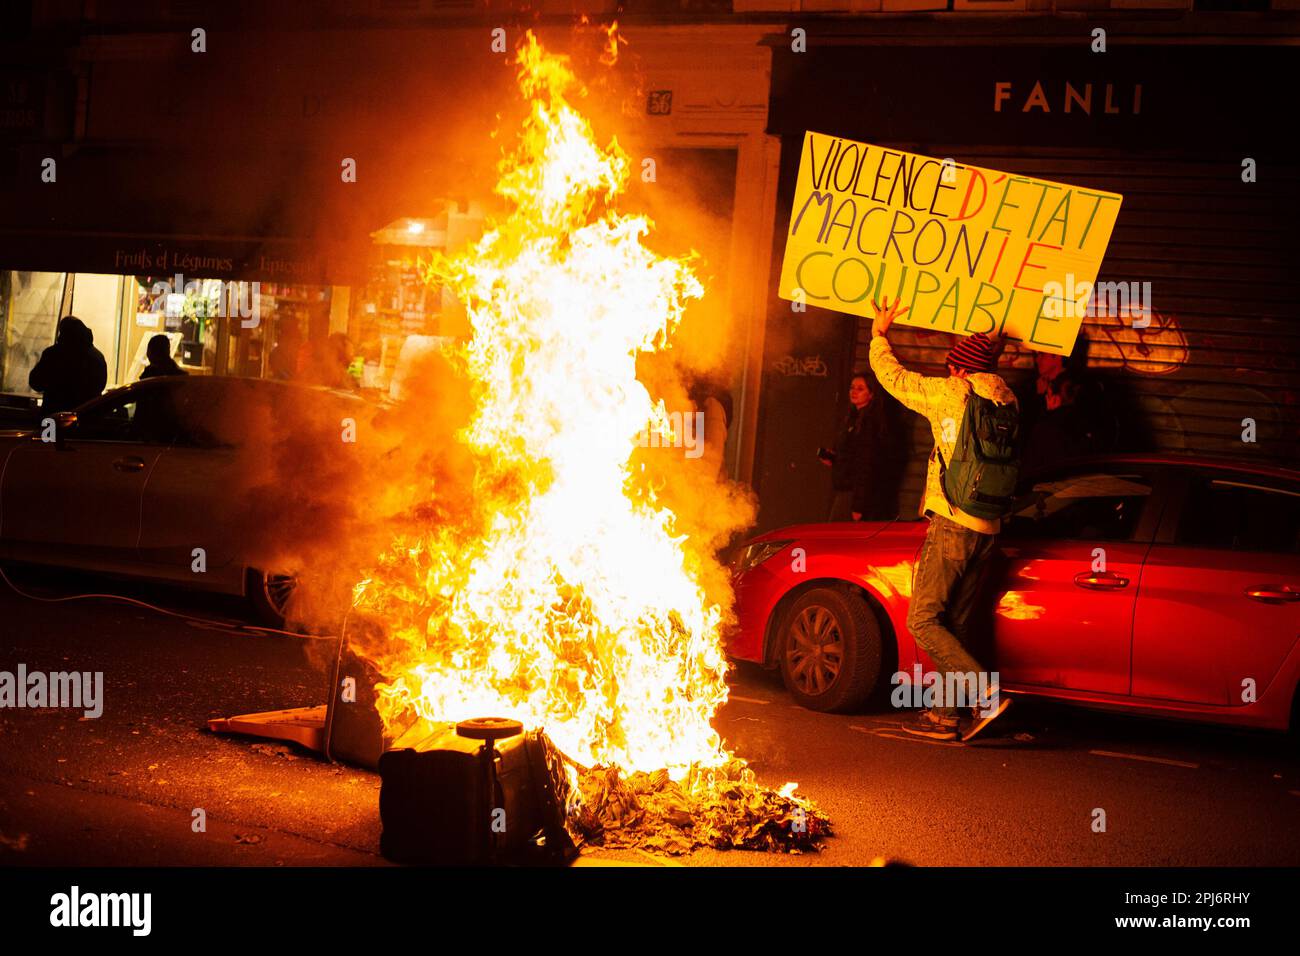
0, 376, 374, 625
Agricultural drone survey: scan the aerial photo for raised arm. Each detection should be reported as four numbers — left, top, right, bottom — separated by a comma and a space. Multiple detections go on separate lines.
867, 297, 947, 420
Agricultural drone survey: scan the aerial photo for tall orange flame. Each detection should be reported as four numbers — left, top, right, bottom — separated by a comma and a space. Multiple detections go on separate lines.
352, 33, 732, 780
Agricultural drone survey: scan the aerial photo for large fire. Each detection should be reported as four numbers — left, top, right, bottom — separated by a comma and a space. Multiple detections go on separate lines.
351, 30, 826, 852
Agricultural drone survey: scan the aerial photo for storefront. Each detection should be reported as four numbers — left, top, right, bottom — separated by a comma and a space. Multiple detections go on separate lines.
0, 20, 782, 481
0, 205, 480, 413
1, 269, 350, 397
751, 18, 1300, 531
0, 24, 505, 419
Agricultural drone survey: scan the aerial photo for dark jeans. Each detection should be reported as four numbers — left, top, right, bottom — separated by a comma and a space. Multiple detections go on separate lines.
907, 512, 998, 719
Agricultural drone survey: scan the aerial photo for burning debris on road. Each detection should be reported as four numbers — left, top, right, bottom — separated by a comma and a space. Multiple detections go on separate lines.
570, 763, 831, 855
376, 718, 829, 863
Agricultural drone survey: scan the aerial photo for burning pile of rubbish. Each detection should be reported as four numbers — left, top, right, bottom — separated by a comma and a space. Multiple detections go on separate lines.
571, 762, 830, 855
351, 30, 829, 857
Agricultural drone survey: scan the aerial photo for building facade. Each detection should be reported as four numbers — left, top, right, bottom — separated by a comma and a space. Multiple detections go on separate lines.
2, 2, 1297, 529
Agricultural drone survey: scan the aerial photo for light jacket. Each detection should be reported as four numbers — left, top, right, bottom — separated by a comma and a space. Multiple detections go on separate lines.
869, 336, 1018, 534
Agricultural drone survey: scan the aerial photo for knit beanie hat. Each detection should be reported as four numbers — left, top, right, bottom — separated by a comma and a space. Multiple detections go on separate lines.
946, 332, 999, 373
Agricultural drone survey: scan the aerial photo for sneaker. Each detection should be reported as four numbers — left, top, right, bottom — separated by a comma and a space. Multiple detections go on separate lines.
900, 711, 960, 741
961, 696, 1012, 742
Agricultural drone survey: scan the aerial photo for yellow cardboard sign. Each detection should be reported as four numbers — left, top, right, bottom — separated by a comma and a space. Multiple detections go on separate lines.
778, 131, 1123, 355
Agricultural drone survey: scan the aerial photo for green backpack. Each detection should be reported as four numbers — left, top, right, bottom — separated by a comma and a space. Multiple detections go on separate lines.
939, 389, 1022, 520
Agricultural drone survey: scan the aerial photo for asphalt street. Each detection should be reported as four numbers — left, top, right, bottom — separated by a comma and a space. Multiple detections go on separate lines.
2, 566, 1298, 867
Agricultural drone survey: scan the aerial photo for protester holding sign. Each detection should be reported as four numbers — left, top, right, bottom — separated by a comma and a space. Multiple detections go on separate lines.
868, 297, 1017, 744
776, 131, 1126, 741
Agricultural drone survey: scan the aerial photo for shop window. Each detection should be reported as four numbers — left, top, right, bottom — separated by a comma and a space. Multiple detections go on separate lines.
220, 281, 277, 380
131, 275, 222, 377
0, 271, 67, 395
2, 272, 125, 398
357, 203, 485, 396
258, 284, 362, 390
354, 258, 446, 393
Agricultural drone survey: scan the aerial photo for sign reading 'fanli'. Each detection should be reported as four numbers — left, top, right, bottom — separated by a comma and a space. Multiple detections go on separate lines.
779, 131, 1123, 355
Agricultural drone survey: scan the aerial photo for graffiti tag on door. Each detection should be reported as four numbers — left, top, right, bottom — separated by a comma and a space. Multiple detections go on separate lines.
772, 354, 829, 377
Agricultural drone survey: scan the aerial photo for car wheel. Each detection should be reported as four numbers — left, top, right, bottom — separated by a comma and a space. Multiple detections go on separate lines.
778, 586, 881, 713
247, 568, 297, 628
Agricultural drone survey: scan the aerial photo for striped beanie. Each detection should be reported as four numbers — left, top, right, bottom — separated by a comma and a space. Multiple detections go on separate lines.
946, 332, 999, 373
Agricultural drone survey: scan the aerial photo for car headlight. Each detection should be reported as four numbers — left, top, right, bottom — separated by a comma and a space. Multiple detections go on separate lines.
733, 540, 794, 575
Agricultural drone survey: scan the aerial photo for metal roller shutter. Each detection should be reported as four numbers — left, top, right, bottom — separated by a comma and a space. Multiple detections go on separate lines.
844, 144, 1300, 516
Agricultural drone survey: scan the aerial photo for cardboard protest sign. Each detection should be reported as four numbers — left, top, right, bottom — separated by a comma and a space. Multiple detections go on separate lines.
778, 131, 1123, 355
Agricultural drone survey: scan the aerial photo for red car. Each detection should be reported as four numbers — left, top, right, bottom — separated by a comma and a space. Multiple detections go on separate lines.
730, 455, 1300, 732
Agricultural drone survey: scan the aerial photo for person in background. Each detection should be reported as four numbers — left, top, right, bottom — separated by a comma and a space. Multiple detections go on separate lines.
269, 321, 303, 381
28, 316, 108, 413
329, 333, 362, 391
300, 332, 359, 390
139, 334, 187, 380
869, 298, 1016, 743
686, 372, 733, 477
1017, 332, 1117, 474
819, 367, 901, 522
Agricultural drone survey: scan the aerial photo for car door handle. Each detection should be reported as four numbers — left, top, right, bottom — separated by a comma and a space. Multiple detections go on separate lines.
112, 456, 146, 473
1073, 571, 1129, 590
1244, 586, 1300, 604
